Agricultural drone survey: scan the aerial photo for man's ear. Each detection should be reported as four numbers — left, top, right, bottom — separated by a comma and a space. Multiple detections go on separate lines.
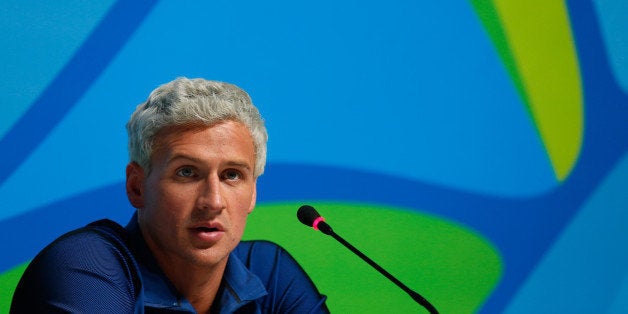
126, 162, 145, 208
247, 182, 257, 214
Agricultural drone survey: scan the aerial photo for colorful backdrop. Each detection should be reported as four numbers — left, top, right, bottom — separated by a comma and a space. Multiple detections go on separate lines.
1, 1, 627, 313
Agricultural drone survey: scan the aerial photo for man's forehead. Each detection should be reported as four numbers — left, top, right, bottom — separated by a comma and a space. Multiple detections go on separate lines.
151, 121, 255, 164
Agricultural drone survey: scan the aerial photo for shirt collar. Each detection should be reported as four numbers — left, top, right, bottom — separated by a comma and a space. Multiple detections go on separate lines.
218, 248, 268, 313
125, 212, 267, 312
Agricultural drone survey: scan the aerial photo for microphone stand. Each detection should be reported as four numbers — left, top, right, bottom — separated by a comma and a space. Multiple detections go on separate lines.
328, 229, 439, 314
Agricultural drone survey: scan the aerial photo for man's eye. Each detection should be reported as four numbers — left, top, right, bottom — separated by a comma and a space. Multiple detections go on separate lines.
222, 170, 241, 181
176, 167, 196, 177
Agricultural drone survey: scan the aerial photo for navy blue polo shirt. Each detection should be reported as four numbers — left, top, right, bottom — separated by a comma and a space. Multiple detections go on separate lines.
11, 213, 329, 313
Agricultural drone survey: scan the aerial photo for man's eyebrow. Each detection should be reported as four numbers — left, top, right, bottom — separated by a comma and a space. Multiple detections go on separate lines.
167, 154, 253, 171
167, 154, 203, 165
225, 161, 253, 171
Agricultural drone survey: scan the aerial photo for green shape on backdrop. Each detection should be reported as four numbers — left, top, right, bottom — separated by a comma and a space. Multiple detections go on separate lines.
244, 202, 503, 313
0, 262, 28, 313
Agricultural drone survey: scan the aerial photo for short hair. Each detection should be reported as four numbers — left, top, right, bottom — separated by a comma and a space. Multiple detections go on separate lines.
126, 77, 268, 177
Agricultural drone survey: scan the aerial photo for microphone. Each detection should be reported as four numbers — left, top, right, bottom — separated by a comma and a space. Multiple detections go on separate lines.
297, 204, 333, 235
297, 205, 439, 314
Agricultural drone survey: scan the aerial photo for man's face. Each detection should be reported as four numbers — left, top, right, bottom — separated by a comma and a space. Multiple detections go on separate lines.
126, 120, 257, 269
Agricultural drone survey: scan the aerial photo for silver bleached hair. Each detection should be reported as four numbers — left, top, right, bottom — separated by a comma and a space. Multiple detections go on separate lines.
126, 77, 268, 177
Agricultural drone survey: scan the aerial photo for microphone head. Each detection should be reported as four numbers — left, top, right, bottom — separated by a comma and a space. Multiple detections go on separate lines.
297, 205, 321, 227
297, 205, 334, 235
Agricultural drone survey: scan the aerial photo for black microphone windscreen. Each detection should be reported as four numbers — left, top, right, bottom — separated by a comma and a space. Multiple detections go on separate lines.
297, 205, 321, 227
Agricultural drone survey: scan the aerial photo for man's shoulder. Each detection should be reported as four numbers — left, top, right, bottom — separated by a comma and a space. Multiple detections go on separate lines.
42, 219, 130, 255
232, 240, 305, 277
233, 240, 293, 263
230, 241, 330, 313
22, 219, 137, 277
12, 219, 143, 312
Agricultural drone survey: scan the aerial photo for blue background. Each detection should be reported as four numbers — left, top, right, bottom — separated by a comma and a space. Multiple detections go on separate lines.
1, 0, 627, 312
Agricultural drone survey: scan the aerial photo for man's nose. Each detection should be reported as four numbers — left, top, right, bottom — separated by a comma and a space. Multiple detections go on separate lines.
196, 175, 225, 211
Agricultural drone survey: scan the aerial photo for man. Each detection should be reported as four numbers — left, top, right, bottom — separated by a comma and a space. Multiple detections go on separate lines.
11, 78, 329, 313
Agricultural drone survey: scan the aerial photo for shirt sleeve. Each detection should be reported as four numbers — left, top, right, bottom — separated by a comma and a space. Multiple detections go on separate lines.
11, 227, 143, 314
237, 241, 330, 314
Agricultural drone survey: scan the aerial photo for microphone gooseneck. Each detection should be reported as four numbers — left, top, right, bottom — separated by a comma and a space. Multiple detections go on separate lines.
296, 204, 439, 314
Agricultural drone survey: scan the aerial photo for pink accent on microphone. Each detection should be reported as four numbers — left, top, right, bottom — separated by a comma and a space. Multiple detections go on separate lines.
312, 217, 326, 231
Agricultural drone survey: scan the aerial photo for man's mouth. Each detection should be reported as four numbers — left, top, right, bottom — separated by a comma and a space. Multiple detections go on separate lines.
190, 222, 224, 233
195, 226, 219, 232
189, 223, 225, 244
